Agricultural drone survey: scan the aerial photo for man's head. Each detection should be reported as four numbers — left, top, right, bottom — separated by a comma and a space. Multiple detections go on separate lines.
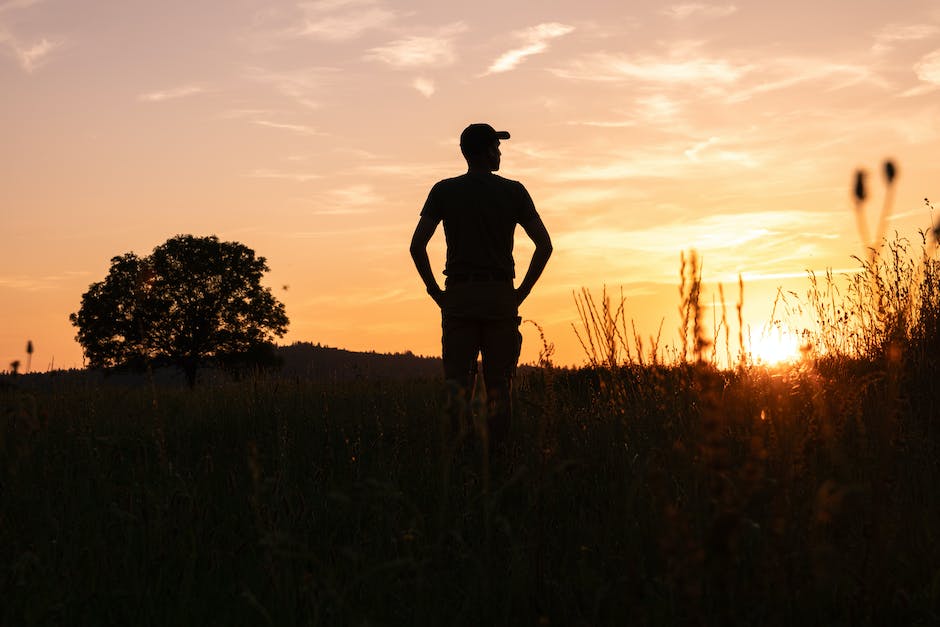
460, 123, 510, 172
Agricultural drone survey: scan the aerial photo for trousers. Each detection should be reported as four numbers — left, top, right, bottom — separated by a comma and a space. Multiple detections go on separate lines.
441, 311, 522, 447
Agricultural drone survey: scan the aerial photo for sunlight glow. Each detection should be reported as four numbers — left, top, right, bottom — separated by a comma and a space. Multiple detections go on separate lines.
750, 327, 803, 366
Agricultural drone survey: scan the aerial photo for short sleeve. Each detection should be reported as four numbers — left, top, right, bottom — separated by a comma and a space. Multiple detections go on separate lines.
516, 182, 538, 224
420, 183, 443, 220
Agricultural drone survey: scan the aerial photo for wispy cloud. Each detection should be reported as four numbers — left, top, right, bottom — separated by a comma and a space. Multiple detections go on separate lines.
220, 108, 278, 119
0, 271, 86, 292
552, 209, 840, 283
365, 22, 466, 68
0, 29, 62, 72
307, 184, 383, 214
220, 106, 321, 137
245, 66, 340, 108
552, 136, 763, 182
486, 22, 574, 74
914, 49, 940, 85
287, 224, 398, 239
661, 3, 737, 19
249, 168, 322, 182
684, 136, 759, 166
900, 49, 940, 96
725, 59, 884, 102
555, 43, 884, 106
293, 0, 396, 41
0, 0, 62, 72
0, 0, 43, 12
16, 35, 59, 71
552, 48, 746, 84
359, 161, 452, 181
569, 95, 683, 129
138, 85, 206, 102
298, 286, 409, 307
872, 23, 939, 54
251, 119, 321, 136
539, 185, 626, 209
412, 76, 435, 97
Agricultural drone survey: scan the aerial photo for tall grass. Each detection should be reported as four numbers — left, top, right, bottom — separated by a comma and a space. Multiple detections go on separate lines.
563, 222, 940, 624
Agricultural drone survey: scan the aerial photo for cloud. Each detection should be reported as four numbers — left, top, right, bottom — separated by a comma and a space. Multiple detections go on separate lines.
294, 0, 395, 41
486, 22, 574, 74
298, 286, 409, 307
568, 95, 683, 129
567, 118, 638, 129
219, 108, 278, 119
15, 35, 58, 70
539, 185, 626, 209
684, 136, 758, 166
0, 0, 62, 72
138, 85, 206, 102
286, 224, 398, 239
552, 49, 746, 84
897, 49, 940, 96
365, 22, 466, 68
551, 209, 840, 284
872, 23, 939, 54
251, 119, 321, 136
219, 104, 321, 137
0, 271, 84, 292
0, 0, 42, 14
552, 136, 763, 182
914, 49, 940, 84
554, 39, 886, 102
308, 184, 383, 214
412, 76, 435, 97
0, 29, 62, 72
249, 168, 322, 182
725, 59, 884, 102
245, 66, 340, 108
661, 3, 737, 19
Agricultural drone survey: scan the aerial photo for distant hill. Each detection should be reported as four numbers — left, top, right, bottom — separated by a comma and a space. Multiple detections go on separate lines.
3, 342, 443, 389
277, 342, 442, 381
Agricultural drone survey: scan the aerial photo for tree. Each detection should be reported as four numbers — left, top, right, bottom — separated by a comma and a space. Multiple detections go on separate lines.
70, 235, 289, 386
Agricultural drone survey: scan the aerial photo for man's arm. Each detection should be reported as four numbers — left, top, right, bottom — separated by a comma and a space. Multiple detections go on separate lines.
516, 215, 553, 305
409, 215, 445, 306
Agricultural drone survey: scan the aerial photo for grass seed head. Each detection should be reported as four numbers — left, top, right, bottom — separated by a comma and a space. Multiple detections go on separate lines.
853, 170, 866, 203
884, 160, 896, 185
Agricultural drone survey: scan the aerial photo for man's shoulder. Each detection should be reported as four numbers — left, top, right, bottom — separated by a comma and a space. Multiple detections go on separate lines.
432, 174, 467, 187
489, 173, 526, 189
434, 173, 526, 190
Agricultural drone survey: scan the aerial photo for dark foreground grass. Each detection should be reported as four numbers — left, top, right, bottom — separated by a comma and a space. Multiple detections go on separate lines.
3, 353, 940, 627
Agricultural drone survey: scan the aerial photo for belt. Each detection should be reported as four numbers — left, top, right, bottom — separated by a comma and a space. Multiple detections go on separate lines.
446, 271, 512, 284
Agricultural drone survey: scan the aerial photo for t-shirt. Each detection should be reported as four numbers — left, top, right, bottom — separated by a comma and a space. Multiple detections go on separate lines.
420, 172, 539, 278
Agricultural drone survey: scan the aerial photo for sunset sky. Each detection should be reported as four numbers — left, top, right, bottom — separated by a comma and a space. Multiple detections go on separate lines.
2, 0, 940, 371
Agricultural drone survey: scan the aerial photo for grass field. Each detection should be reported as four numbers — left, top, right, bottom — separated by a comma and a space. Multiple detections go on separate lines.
4, 239, 940, 626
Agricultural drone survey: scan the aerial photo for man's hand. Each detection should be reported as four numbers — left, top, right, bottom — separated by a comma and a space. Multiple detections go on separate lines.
411, 215, 445, 307
429, 286, 445, 308
515, 215, 553, 306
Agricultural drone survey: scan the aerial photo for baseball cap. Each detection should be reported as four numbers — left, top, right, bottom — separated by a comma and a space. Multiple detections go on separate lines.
459, 123, 511, 152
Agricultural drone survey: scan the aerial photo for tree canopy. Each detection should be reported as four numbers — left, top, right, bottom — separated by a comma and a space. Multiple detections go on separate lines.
70, 235, 288, 385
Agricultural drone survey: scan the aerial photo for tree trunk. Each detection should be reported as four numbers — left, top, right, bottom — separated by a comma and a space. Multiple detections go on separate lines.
182, 357, 198, 388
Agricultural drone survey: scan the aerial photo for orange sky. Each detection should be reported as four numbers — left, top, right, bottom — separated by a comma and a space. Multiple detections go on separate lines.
2, 0, 940, 371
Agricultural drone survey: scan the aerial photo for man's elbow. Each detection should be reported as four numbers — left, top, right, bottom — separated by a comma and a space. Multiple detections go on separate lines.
409, 241, 426, 260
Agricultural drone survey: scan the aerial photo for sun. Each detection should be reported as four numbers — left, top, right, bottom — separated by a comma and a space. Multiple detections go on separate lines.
750, 326, 803, 366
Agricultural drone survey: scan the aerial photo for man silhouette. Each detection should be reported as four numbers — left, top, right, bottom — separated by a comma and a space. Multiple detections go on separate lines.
410, 123, 553, 449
